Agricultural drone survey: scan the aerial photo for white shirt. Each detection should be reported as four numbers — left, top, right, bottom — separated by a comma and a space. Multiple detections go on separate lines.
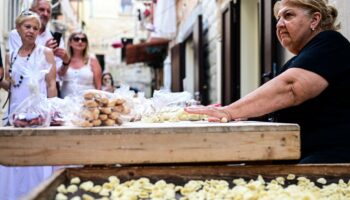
0, 45, 54, 200
8, 45, 52, 118
8, 27, 64, 81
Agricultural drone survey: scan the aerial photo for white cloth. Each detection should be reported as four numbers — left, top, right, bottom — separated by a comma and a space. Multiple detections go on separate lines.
0, 45, 55, 200
8, 45, 51, 116
60, 0, 80, 29
163, 55, 171, 90
150, 0, 176, 39
0, 166, 53, 200
8, 27, 64, 81
60, 57, 95, 98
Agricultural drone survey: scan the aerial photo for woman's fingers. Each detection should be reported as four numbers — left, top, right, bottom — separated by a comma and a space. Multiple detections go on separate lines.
53, 48, 67, 59
207, 117, 221, 122
185, 106, 230, 122
46, 38, 57, 49
184, 106, 211, 115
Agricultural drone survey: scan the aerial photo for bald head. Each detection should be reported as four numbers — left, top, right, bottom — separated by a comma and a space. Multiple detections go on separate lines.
30, 0, 52, 32
31, 0, 52, 9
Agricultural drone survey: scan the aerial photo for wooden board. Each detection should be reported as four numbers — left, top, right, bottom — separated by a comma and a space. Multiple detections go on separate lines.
125, 39, 168, 64
0, 121, 300, 166
27, 164, 350, 200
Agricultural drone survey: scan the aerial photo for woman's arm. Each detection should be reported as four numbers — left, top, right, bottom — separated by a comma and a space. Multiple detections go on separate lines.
226, 67, 328, 119
44, 48, 57, 97
0, 53, 11, 90
90, 57, 102, 90
54, 47, 70, 77
0, 67, 3, 84
185, 68, 328, 121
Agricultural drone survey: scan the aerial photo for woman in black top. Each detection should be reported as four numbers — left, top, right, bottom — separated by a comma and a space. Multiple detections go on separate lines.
185, 0, 350, 163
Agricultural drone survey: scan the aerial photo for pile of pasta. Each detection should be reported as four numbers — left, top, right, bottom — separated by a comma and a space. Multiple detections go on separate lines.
141, 106, 206, 123
73, 91, 130, 127
55, 174, 350, 200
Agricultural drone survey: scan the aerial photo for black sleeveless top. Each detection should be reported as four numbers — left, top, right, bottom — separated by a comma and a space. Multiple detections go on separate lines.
275, 30, 350, 154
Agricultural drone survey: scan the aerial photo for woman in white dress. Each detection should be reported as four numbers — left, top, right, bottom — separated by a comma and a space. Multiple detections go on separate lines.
56, 31, 102, 98
0, 10, 56, 199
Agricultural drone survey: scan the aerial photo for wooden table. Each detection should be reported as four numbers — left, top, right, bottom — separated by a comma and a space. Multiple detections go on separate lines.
0, 121, 300, 166
27, 164, 350, 200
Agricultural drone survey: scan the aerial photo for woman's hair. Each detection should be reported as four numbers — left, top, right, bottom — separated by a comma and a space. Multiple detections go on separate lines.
15, 10, 41, 29
102, 72, 114, 86
274, 0, 340, 31
67, 30, 89, 62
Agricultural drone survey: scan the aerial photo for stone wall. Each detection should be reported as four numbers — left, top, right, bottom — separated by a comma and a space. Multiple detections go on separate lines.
176, 0, 200, 27
330, 0, 350, 40
175, 0, 220, 104
198, 0, 350, 104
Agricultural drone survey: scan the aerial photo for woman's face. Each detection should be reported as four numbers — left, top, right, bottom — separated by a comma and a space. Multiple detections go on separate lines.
103, 75, 112, 86
17, 19, 40, 44
70, 34, 88, 51
276, 4, 314, 54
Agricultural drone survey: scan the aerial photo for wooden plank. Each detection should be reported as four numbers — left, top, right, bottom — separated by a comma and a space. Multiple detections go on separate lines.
27, 164, 350, 199
193, 15, 206, 103
125, 40, 169, 64
67, 164, 350, 182
221, 0, 241, 105
0, 121, 300, 166
170, 42, 185, 92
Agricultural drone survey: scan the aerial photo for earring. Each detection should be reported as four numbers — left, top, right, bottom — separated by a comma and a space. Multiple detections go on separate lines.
311, 27, 315, 31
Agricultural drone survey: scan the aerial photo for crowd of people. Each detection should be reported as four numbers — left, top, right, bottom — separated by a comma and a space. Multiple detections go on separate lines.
1, 2, 131, 98
0, 0, 350, 199
0, 2, 123, 110
0, 0, 130, 199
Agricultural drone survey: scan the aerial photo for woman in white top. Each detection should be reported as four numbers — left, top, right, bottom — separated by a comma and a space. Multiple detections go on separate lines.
0, 10, 56, 200
57, 31, 102, 98
0, 11, 57, 109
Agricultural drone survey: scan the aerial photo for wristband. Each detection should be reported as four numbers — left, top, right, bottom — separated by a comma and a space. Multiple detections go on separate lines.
63, 59, 70, 66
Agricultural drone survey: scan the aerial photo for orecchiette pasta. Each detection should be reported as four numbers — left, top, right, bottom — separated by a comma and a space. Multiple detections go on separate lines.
56, 175, 350, 200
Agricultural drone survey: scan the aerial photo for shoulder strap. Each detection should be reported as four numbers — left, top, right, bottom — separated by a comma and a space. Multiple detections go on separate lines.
2, 53, 12, 125
87, 56, 91, 65
2, 53, 14, 110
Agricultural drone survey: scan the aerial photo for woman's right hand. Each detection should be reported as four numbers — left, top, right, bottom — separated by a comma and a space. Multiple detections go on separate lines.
45, 38, 58, 49
184, 106, 234, 122
53, 47, 69, 63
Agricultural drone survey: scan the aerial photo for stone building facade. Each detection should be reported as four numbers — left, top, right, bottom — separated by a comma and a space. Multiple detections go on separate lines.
172, 0, 350, 105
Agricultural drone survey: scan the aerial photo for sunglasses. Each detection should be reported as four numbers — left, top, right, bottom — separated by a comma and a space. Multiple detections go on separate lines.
20, 10, 35, 16
72, 37, 87, 43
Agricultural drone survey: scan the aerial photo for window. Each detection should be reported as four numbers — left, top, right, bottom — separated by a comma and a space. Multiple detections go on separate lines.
8, 0, 21, 31
120, 0, 133, 15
